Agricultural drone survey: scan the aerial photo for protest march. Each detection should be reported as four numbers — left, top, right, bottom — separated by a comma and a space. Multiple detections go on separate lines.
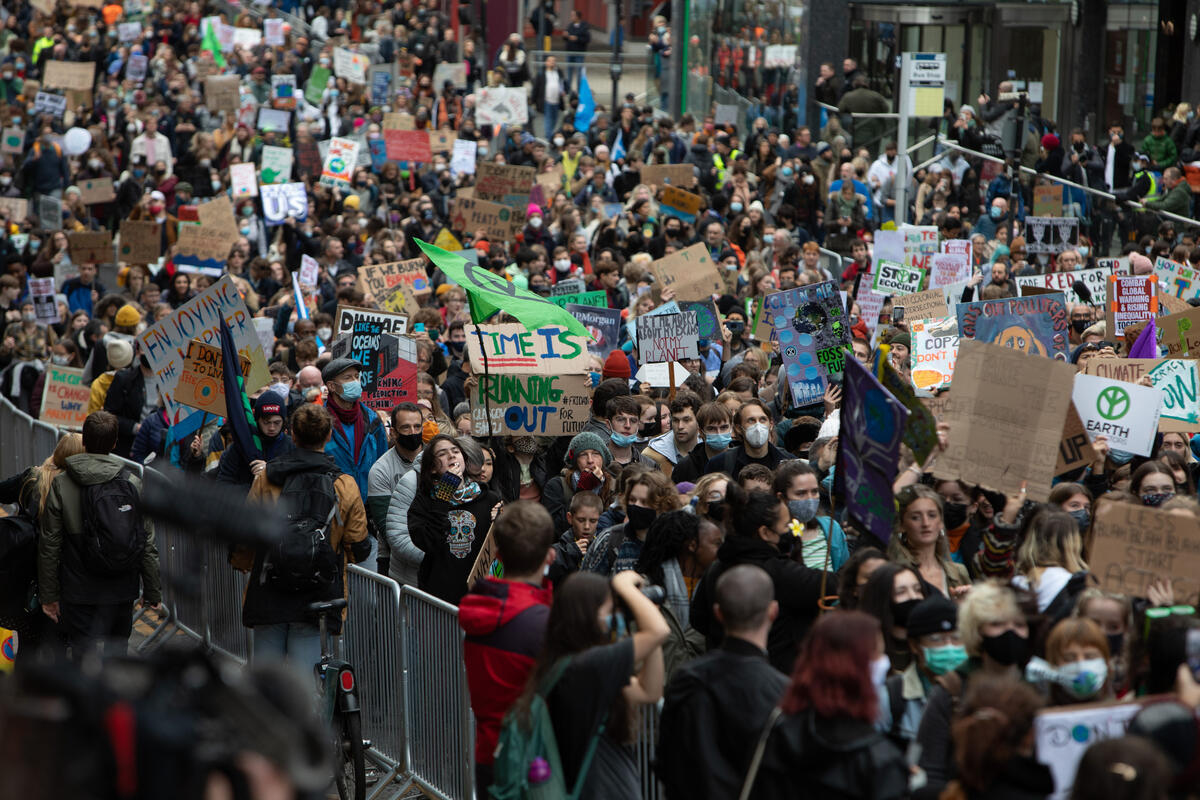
4, 1, 1200, 799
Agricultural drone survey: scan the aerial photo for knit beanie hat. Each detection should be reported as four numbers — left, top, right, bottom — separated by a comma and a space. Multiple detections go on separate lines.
889, 332, 911, 351
1130, 252, 1154, 275
254, 389, 286, 419
602, 349, 631, 380
115, 304, 141, 328
566, 431, 612, 467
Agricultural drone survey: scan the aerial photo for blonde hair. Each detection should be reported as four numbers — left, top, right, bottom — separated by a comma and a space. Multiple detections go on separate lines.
1014, 509, 1088, 585
888, 484, 954, 565
26, 434, 85, 515
959, 581, 1023, 657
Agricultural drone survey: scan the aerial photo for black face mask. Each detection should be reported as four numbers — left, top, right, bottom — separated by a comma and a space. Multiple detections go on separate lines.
705, 500, 726, 523
395, 432, 423, 452
1106, 632, 1125, 656
943, 502, 969, 530
640, 419, 662, 437
775, 530, 796, 556
626, 504, 656, 532
981, 629, 1030, 666
891, 598, 921, 627
1071, 319, 1091, 334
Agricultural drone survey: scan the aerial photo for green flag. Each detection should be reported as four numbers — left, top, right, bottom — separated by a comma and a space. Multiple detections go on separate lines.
202, 20, 227, 68
415, 238, 592, 340
305, 66, 331, 106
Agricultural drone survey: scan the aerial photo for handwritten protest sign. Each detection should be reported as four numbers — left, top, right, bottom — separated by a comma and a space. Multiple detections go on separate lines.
40, 365, 90, 428
636, 312, 699, 363
1159, 306, 1200, 357
566, 304, 622, 358
894, 287, 952, 321
271, 74, 297, 110
38, 194, 62, 231
174, 339, 251, 417
1035, 699, 1146, 800
927, 253, 971, 290
475, 87, 528, 127
1107, 275, 1158, 338
260, 183, 307, 225
678, 299, 721, 340
901, 226, 939, 271
0, 127, 21, 155
264, 18, 284, 45
1017, 266, 1109, 306
769, 281, 850, 406
1096, 256, 1129, 274
549, 290, 607, 309
68, 231, 112, 264
659, 186, 703, 223
356, 258, 431, 301
1091, 501, 1200, 605
319, 137, 358, 188
465, 323, 588, 375
1082, 357, 1198, 431
1154, 257, 1200, 302
872, 260, 926, 295
260, 145, 293, 184
78, 177, 115, 205
450, 196, 528, 241
204, 75, 240, 112
43, 60, 94, 91
451, 139, 477, 176
650, 243, 723, 304
332, 48, 368, 83
1032, 184, 1064, 217
1072, 373, 1161, 456
941, 238, 972, 261
335, 305, 409, 338
334, 307, 418, 410
230, 162, 258, 197
384, 129, 432, 162
118, 220, 160, 263
955, 293, 1070, 360
1055, 402, 1096, 475
933, 340, 1075, 501
910, 317, 958, 391
471, 374, 590, 436
641, 164, 693, 187
474, 162, 535, 205
139, 275, 269, 418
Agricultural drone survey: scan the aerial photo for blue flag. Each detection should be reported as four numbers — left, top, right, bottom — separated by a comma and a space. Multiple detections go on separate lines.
575, 68, 595, 131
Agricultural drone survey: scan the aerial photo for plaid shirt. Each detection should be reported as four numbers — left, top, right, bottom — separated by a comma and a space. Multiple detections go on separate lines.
2, 321, 57, 361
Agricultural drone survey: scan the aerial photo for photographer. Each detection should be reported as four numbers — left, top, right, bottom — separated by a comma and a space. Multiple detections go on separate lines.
514, 571, 670, 798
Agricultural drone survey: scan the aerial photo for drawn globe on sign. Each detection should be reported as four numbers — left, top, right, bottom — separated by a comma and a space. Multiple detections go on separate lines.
690, 304, 718, 338
328, 157, 346, 174
498, 208, 510, 221
997, 325, 1048, 357
790, 301, 829, 336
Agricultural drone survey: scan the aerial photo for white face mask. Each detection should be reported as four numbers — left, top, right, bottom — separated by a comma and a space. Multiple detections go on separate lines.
88, 159, 102, 170
51, 354, 70, 365
317, 327, 333, 341
554, 258, 571, 271
744, 422, 770, 448
270, 381, 291, 397
530, 217, 543, 229
1055, 658, 1109, 699
553, 136, 565, 147
802, 174, 815, 185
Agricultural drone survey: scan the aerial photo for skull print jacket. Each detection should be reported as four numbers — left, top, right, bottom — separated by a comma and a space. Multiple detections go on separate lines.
408, 477, 501, 605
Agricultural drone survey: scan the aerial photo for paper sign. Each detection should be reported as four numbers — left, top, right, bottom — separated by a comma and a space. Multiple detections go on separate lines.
872, 260, 926, 295
475, 162, 536, 205
126, 54, 148, 82
1160, 306, 1200, 357
256, 107, 290, 133
1032, 184, 1064, 217
956, 293, 1070, 360
0, 127, 22, 155
333, 48, 368, 83
451, 139, 477, 176
264, 18, 284, 46
30, 277, 57, 323
384, 129, 432, 162
38, 194, 62, 231
1025, 216, 1079, 255
636, 312, 699, 363
894, 287, 952, 321
1154, 257, 1200, 302
475, 86, 529, 127
464, 323, 588, 375
34, 92, 67, 116
471, 374, 590, 437
260, 182, 307, 225
900, 226, 939, 271
941, 238, 972, 262
1107, 275, 1158, 338
566, 304, 622, 358
1091, 501, 1200, 606
233, 28, 262, 48
68, 231, 112, 264
78, 177, 115, 205
1016, 266, 1109, 307
635, 362, 691, 388
1035, 699, 1145, 800
139, 275, 270, 417
1072, 373, 1161, 456
910, 317, 958, 391
271, 74, 297, 110
356, 259, 431, 301
1055, 402, 1096, 475
230, 162, 258, 197
296, 254, 320, 288
659, 185, 703, 223
927, 253, 971, 290
319, 137, 359, 188
118, 220, 160, 263
260, 145, 293, 184
641, 164, 693, 187
933, 340, 1076, 501
40, 365, 90, 429
449, 196, 527, 241
549, 291, 607, 309
1082, 357, 1200, 431
205, 75, 240, 112
43, 60, 95, 91
174, 339, 251, 417
650, 243, 723, 303
334, 309, 418, 410
305, 65, 331, 105
1096, 256, 1129, 274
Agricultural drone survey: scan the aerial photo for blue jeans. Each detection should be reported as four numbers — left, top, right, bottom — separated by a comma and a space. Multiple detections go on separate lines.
566, 54, 583, 91
544, 103, 560, 139
253, 621, 322, 683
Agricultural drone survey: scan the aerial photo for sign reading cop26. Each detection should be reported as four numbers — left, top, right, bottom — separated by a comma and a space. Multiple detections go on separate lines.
1072, 374, 1161, 457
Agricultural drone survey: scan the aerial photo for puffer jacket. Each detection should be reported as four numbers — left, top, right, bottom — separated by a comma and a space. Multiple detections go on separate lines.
384, 452, 425, 587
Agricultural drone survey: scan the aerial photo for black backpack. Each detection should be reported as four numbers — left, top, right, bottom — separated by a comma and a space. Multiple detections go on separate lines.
261, 468, 342, 592
81, 470, 146, 575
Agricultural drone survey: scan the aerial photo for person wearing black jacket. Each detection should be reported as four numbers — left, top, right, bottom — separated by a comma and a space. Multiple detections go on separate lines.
690, 486, 832, 673
564, 10, 591, 90
215, 390, 296, 492
102, 355, 149, 458
532, 56, 568, 139
659, 564, 789, 800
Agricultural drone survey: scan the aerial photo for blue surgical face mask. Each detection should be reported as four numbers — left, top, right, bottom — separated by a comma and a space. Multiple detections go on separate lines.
1078, 246, 1089, 258
338, 379, 363, 401
1068, 508, 1090, 532
730, 202, 744, 214
781, 166, 794, 177
788, 498, 820, 523
610, 431, 637, 447
1109, 448, 1135, 465
989, 205, 1004, 220
705, 432, 732, 451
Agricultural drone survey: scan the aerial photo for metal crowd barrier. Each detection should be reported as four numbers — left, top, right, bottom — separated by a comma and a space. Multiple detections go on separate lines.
636, 704, 665, 800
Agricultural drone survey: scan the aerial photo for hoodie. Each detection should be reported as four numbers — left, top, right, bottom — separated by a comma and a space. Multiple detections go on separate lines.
459, 577, 553, 765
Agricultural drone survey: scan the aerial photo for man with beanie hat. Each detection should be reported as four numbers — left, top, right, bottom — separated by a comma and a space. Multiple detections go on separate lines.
216, 389, 296, 491
880, 594, 964, 745
602, 348, 632, 381
540, 430, 613, 532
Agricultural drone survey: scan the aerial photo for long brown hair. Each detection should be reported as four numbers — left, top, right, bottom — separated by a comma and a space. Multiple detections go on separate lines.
941, 676, 1044, 798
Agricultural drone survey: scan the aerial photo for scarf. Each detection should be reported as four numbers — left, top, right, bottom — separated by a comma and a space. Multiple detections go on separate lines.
329, 398, 364, 462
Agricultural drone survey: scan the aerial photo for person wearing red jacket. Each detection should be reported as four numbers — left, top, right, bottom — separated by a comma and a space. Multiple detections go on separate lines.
458, 500, 558, 793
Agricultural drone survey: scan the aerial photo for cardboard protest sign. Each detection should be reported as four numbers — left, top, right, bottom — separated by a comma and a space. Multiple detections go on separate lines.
335, 305, 409, 338
1159, 305, 1200, 357
260, 183, 307, 226
1106, 275, 1157, 338
176, 200, 236, 273
678, 300, 722, 341
174, 339, 251, 417
474, 162, 536, 205
118, 220, 160, 263
451, 139, 477, 176
230, 162, 258, 197
955, 293, 1070, 360
837, 357, 909, 542
1016, 266, 1108, 306
356, 258, 431, 301
1032, 184, 1064, 217
933, 340, 1075, 501
1072, 373, 1161, 456
636, 312, 699, 363
449, 196, 527, 241
1055, 402, 1096, 475
384, 129, 432, 162
465, 323, 588, 375
332, 48, 368, 83
335, 308, 418, 410
67, 231, 112, 264
260, 145, 293, 184
566, 304, 622, 358
1091, 501, 1200, 606
1159, 289, 1191, 316
429, 129, 456, 154
0, 127, 21, 155
475, 87, 528, 127
872, 260, 925, 295
549, 291, 607, 309
78, 177, 115, 205
1154, 257, 1200, 302
1025, 216, 1079, 254
271, 74, 297, 110
892, 288, 951, 322
1035, 699, 1146, 800
43, 60, 94, 91
319, 137, 359, 188
910, 317, 958, 391
205, 75, 240, 112
659, 186, 703, 223
38, 194, 62, 231
1082, 357, 1200, 431
471, 374, 591, 436
40, 365, 90, 429
640, 164, 694, 187
650, 243, 723, 304
139, 275, 270, 418
927, 253, 971, 290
